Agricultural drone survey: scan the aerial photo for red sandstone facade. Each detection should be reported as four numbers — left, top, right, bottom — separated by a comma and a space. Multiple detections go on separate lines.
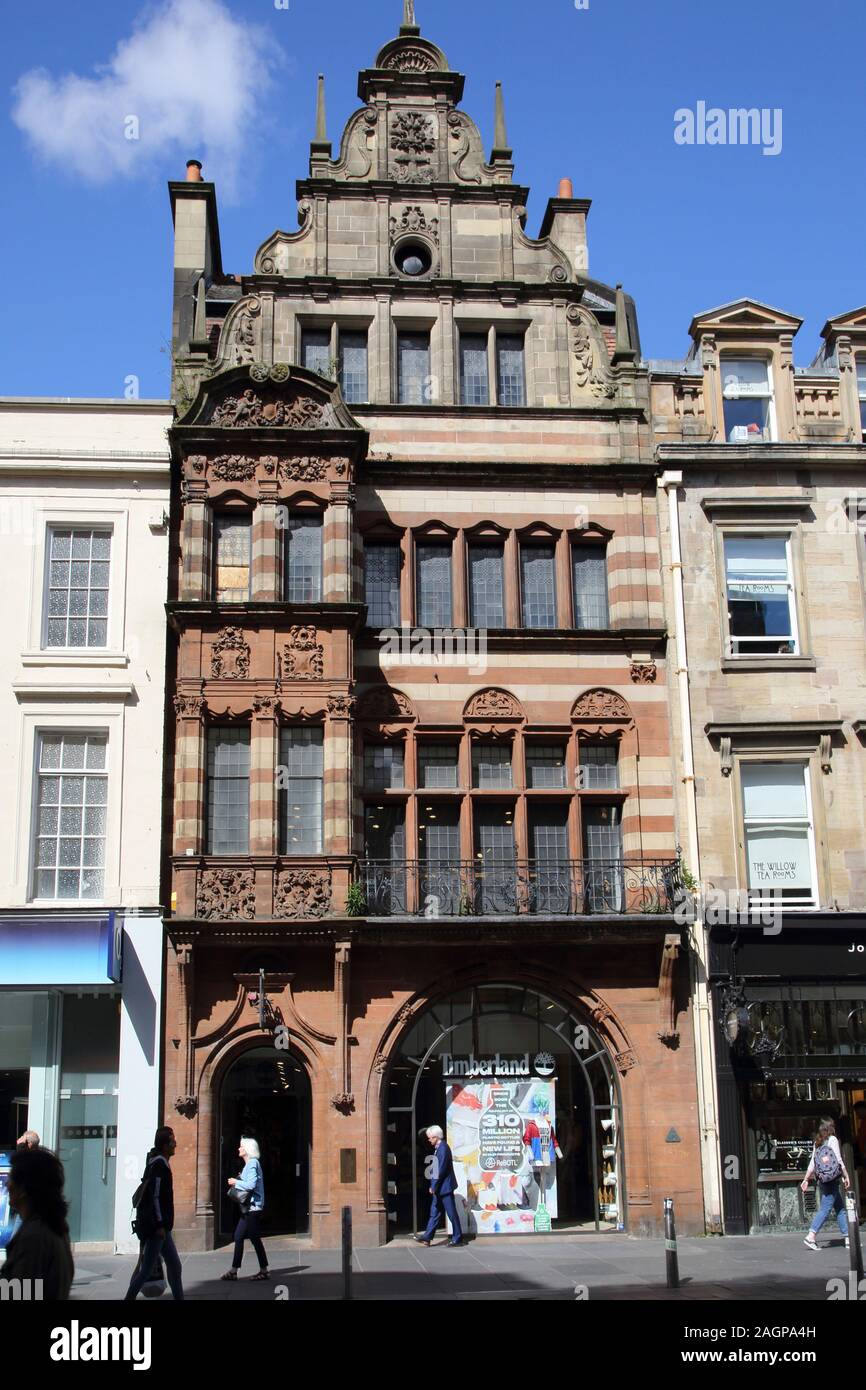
163, 13, 703, 1248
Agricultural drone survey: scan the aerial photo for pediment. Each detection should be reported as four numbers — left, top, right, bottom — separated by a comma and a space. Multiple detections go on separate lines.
175, 363, 365, 434
821, 305, 866, 343
689, 298, 802, 339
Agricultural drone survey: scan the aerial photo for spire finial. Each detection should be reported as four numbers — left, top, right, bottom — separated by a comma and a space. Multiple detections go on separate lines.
400, 0, 420, 34
613, 283, 637, 364
315, 73, 328, 144
491, 81, 512, 160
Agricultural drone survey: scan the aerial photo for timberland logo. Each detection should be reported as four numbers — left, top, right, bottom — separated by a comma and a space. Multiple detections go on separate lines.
442, 1052, 531, 1078
0, 1278, 43, 1300
49, 1321, 152, 1371
674, 102, 783, 156
379, 625, 488, 676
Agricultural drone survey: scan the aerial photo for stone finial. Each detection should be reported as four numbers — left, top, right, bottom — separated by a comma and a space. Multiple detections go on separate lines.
400, 0, 420, 33
491, 81, 512, 160
613, 283, 637, 364
312, 73, 331, 155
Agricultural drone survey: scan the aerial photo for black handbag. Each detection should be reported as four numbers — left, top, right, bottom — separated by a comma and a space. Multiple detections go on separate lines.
227, 1183, 252, 1212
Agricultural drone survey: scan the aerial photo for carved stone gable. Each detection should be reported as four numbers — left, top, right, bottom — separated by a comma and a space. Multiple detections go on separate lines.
571, 689, 633, 722
212, 389, 327, 430
464, 688, 523, 721
211, 627, 251, 680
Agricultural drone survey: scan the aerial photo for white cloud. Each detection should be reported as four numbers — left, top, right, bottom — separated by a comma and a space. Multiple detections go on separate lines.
11, 0, 282, 195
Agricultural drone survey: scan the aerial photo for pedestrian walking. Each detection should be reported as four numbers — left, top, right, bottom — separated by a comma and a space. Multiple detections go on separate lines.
801, 1117, 851, 1251
415, 1125, 463, 1248
124, 1126, 184, 1300
221, 1137, 269, 1281
4, 1146, 74, 1299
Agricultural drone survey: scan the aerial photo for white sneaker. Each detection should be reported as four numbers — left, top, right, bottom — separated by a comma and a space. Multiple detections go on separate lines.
845, 1238, 850, 1249
804, 1235, 819, 1251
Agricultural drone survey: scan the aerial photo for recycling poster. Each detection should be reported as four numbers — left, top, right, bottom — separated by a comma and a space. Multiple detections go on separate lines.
446, 1079, 558, 1235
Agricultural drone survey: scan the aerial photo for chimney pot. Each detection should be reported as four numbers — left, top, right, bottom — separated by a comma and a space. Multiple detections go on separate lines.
186, 160, 203, 182
558, 177, 574, 199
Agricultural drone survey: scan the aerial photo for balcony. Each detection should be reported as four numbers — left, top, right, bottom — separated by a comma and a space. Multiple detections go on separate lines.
357, 858, 682, 918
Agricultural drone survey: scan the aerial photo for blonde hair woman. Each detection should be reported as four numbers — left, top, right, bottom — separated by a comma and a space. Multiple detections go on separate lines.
222, 1137, 268, 1281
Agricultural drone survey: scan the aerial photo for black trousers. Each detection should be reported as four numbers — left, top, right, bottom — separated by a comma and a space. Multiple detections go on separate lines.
232, 1210, 268, 1270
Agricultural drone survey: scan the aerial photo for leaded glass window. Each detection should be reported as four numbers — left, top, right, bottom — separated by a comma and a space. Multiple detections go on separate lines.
416, 542, 452, 627
364, 542, 401, 627
340, 330, 368, 404
364, 743, 405, 790
520, 544, 557, 629
33, 733, 107, 900
472, 743, 512, 789
206, 728, 250, 855
496, 334, 525, 406
45, 528, 111, 648
572, 545, 609, 628
468, 544, 505, 628
460, 334, 489, 405
285, 513, 322, 602
213, 515, 251, 603
397, 332, 431, 405
302, 328, 331, 378
280, 727, 323, 854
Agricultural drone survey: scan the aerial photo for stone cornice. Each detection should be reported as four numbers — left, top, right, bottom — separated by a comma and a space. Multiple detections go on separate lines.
656, 442, 866, 465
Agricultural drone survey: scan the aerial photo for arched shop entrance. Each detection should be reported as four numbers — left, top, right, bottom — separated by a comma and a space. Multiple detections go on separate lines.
218, 1046, 311, 1239
385, 983, 625, 1236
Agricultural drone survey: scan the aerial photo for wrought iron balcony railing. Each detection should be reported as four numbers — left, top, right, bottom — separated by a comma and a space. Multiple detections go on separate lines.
357, 858, 682, 918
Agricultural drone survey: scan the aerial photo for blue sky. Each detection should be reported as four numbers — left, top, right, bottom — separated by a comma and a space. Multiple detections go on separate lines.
1, 0, 863, 399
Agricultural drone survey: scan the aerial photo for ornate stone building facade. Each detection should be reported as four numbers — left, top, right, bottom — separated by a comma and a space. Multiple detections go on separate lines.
164, 8, 701, 1248
653, 299, 866, 1233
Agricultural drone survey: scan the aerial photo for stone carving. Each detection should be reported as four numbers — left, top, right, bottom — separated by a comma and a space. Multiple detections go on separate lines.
357, 687, 415, 721
630, 662, 657, 684
331, 1093, 355, 1112
571, 689, 632, 721
179, 479, 200, 504
382, 46, 436, 73
591, 1002, 613, 1026
448, 110, 483, 185
549, 265, 570, 284
327, 693, 356, 717
174, 1096, 198, 1118
276, 456, 328, 483
390, 206, 439, 244
252, 694, 280, 717
615, 1049, 637, 1075
213, 388, 326, 430
568, 306, 616, 399
231, 299, 261, 365
211, 627, 251, 680
274, 869, 332, 919
209, 454, 258, 482
372, 1052, 388, 1075
464, 688, 522, 720
188, 455, 207, 474
281, 626, 324, 680
390, 111, 435, 182
196, 868, 256, 921
396, 1000, 414, 1024
173, 694, 205, 719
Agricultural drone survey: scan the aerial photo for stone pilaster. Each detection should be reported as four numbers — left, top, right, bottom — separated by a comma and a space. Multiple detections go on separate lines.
325, 693, 355, 856
252, 496, 281, 601
172, 695, 206, 853
324, 480, 354, 602
251, 695, 280, 855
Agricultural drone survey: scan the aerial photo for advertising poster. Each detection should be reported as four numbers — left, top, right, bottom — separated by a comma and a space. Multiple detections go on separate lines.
446, 1065, 560, 1235
0, 1152, 15, 1251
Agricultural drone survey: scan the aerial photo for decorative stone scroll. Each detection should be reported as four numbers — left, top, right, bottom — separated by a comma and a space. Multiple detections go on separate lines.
211, 627, 251, 680
390, 206, 439, 244
196, 868, 256, 921
280, 626, 324, 681
567, 305, 616, 400
274, 869, 332, 919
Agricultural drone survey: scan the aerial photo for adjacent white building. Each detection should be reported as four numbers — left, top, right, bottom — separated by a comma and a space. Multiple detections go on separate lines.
0, 398, 171, 1252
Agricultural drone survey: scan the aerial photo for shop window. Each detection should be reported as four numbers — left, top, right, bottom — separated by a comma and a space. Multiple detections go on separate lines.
472, 743, 512, 789
364, 541, 401, 627
721, 356, 775, 442
284, 513, 322, 602
572, 544, 609, 629
468, 544, 505, 628
397, 331, 431, 405
459, 333, 489, 406
496, 333, 526, 407
520, 544, 557, 629
206, 727, 250, 854
526, 744, 567, 789
339, 329, 368, 405
32, 732, 108, 901
213, 514, 251, 603
724, 535, 798, 655
415, 541, 452, 627
279, 727, 323, 854
579, 743, 619, 790
740, 762, 816, 905
363, 743, 405, 790
44, 527, 111, 649
418, 743, 459, 788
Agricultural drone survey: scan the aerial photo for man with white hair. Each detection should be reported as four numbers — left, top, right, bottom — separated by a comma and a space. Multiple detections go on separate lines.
415, 1125, 463, 1248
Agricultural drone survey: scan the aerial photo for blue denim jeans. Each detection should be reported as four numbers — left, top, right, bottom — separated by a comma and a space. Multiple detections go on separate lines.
124, 1231, 185, 1300
810, 1181, 849, 1238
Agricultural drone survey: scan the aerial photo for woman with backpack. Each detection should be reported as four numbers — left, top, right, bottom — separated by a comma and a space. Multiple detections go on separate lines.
221, 1136, 269, 1281
800, 1117, 851, 1252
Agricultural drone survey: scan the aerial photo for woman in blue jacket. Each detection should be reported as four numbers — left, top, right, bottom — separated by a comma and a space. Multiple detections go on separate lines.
221, 1137, 268, 1281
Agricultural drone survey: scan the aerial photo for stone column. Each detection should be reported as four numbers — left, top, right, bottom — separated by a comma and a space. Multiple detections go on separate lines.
180, 483, 211, 600
325, 694, 355, 858
172, 695, 206, 854
324, 479, 354, 602
252, 489, 281, 601
251, 695, 280, 856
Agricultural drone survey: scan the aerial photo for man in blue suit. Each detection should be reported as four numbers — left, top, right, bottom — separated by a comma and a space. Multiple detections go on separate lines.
415, 1125, 463, 1247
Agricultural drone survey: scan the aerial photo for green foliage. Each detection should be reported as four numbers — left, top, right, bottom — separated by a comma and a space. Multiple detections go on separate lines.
345, 880, 367, 917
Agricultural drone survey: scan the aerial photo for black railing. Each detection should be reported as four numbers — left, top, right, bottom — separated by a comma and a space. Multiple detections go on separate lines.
357, 859, 682, 918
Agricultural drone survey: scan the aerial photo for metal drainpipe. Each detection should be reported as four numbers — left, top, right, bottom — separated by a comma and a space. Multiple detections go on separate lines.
658, 469, 724, 1234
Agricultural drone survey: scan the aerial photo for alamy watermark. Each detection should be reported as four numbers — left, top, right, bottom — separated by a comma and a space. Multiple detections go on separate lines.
674, 102, 782, 157
379, 624, 488, 676
675, 883, 783, 935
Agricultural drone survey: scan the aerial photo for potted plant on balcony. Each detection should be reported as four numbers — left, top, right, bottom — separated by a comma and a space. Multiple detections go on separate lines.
345, 880, 367, 917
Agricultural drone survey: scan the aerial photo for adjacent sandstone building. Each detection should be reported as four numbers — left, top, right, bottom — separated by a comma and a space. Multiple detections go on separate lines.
164, 8, 701, 1248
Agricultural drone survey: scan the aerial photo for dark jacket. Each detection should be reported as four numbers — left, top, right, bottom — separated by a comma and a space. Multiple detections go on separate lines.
4, 1217, 74, 1300
431, 1140, 458, 1197
138, 1153, 174, 1235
